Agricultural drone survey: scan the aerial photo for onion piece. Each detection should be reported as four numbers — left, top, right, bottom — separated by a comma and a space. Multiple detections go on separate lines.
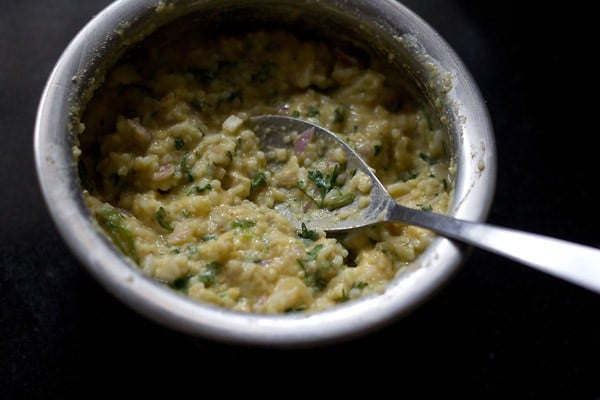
294, 127, 314, 155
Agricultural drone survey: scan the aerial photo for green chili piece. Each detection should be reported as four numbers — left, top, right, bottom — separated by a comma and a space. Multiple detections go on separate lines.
322, 188, 355, 211
156, 207, 174, 232
95, 206, 139, 263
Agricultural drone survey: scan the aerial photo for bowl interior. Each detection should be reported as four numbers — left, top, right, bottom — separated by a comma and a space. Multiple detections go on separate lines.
34, 0, 495, 347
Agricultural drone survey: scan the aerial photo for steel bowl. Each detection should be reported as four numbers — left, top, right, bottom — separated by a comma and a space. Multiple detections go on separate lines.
34, 0, 495, 347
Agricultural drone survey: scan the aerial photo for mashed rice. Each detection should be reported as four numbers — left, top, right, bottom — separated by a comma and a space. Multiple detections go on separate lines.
76, 27, 451, 313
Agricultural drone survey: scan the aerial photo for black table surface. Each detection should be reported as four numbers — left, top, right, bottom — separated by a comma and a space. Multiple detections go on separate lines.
2, 0, 599, 398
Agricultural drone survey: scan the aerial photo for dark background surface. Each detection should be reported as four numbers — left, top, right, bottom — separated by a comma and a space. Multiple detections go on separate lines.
1, 0, 598, 398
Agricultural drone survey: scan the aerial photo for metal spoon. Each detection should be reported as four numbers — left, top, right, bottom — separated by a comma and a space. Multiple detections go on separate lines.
250, 115, 600, 294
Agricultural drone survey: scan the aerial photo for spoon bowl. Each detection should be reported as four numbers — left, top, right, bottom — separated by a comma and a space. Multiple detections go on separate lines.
251, 115, 600, 294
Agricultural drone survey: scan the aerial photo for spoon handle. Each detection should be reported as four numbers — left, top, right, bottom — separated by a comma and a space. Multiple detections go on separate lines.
389, 203, 600, 294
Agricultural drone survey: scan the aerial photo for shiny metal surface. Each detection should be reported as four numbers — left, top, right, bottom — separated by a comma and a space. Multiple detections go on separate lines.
252, 115, 600, 294
33, 0, 496, 347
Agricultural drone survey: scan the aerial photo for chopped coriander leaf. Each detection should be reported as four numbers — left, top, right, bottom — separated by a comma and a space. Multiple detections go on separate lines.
307, 164, 341, 205
306, 105, 320, 118
298, 223, 319, 241
339, 289, 350, 302
290, 110, 300, 118
442, 178, 448, 190
201, 234, 218, 241
95, 206, 138, 263
306, 244, 324, 260
402, 170, 419, 181
170, 275, 191, 291
373, 144, 383, 156
306, 271, 328, 291
294, 181, 320, 206
197, 261, 221, 287
250, 171, 267, 190
174, 137, 185, 150
187, 183, 212, 195
226, 150, 233, 163
352, 281, 368, 290
230, 219, 256, 229
234, 137, 242, 156
419, 204, 433, 212
284, 305, 307, 313
296, 258, 308, 270
419, 152, 437, 165
156, 207, 174, 232
180, 151, 194, 182
334, 107, 345, 123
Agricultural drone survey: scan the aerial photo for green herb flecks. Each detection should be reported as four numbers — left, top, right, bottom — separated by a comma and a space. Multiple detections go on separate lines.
95, 206, 139, 263
197, 261, 222, 287
297, 265, 328, 292
298, 223, 319, 241
297, 244, 324, 269
201, 233, 218, 241
174, 137, 185, 150
180, 151, 194, 182
230, 219, 256, 230
296, 164, 354, 210
170, 275, 191, 292
339, 281, 369, 302
334, 107, 345, 123
284, 305, 307, 313
294, 181, 320, 207
187, 244, 197, 255
306, 105, 320, 118
442, 178, 448, 191
290, 110, 300, 118
419, 152, 437, 165
373, 144, 383, 156
156, 207, 174, 232
250, 171, 267, 191
308, 164, 340, 201
419, 204, 433, 212
306, 244, 324, 260
402, 170, 419, 182
187, 183, 212, 195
